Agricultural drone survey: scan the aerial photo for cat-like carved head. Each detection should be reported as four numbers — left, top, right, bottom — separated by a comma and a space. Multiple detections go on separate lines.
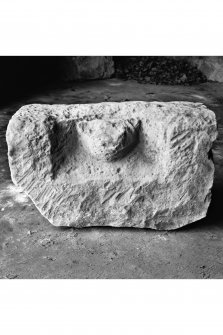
77, 118, 141, 161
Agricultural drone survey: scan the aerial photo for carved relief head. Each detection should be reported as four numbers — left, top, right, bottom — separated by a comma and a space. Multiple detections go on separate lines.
77, 118, 141, 161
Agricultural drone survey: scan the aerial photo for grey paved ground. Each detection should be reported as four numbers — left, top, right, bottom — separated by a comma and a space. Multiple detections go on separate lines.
1, 79, 223, 279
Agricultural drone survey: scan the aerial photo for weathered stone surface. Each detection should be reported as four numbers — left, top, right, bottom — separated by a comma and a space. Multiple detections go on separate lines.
6, 102, 217, 230
77, 118, 140, 162
184, 56, 223, 83
60, 56, 114, 81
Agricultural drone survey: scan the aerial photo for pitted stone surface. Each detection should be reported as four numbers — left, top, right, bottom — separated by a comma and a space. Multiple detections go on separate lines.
6, 102, 217, 230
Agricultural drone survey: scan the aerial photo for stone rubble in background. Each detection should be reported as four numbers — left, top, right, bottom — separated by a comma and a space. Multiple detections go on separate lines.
59, 56, 223, 84
6, 102, 217, 230
60, 56, 223, 84
114, 57, 207, 85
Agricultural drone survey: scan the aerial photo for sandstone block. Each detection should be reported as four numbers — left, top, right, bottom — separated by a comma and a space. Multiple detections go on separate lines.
6, 102, 217, 230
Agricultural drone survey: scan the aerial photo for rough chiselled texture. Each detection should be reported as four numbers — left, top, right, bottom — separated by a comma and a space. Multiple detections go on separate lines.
6, 102, 217, 230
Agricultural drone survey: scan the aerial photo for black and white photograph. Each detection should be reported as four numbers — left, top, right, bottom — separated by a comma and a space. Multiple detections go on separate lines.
1, 56, 223, 279
1, 0, 223, 334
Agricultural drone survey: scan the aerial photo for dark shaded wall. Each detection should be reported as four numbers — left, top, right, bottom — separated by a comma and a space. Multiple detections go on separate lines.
0, 57, 62, 103
0, 56, 114, 104
1, 56, 223, 105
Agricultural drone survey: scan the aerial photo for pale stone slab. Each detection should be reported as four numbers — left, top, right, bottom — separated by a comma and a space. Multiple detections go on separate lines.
6, 102, 217, 230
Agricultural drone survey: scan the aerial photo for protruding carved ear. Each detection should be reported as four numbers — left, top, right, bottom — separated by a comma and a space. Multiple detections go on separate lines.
77, 118, 141, 161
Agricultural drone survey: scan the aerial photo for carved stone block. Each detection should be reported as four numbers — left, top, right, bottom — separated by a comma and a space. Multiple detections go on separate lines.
6, 102, 217, 230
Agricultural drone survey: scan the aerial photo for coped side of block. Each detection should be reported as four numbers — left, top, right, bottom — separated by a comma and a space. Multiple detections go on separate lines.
6, 102, 217, 230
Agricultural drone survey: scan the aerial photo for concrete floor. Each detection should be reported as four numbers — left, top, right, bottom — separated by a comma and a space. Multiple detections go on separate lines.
1, 78, 223, 279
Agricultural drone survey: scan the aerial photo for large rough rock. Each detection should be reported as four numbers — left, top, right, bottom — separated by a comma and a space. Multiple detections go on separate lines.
183, 56, 223, 83
6, 102, 217, 230
60, 56, 114, 81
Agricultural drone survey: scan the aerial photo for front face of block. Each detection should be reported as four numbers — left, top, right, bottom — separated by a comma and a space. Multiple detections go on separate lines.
6, 101, 217, 230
